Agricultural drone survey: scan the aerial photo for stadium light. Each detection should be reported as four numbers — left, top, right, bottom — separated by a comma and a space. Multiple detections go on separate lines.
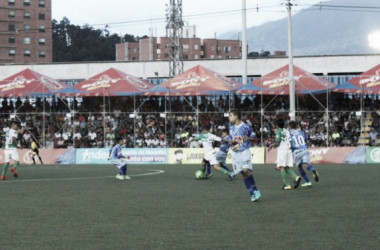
160, 113, 166, 118
224, 113, 229, 117
356, 111, 362, 117
129, 114, 135, 118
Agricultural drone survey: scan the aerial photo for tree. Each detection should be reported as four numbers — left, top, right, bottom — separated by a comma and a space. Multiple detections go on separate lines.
52, 17, 141, 62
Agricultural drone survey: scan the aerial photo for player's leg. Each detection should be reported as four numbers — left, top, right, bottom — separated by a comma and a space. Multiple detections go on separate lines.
278, 150, 291, 189
239, 150, 261, 202
284, 150, 301, 188
208, 152, 232, 177
216, 151, 232, 173
36, 150, 43, 164
1, 151, 11, 180
30, 152, 36, 164
10, 151, 19, 178
304, 151, 319, 182
121, 160, 130, 179
112, 159, 126, 180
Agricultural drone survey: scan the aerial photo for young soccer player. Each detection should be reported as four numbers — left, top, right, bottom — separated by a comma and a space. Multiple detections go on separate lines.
29, 138, 43, 165
108, 137, 130, 180
216, 129, 234, 181
1, 120, 21, 180
187, 125, 234, 179
268, 118, 301, 190
288, 121, 319, 187
227, 109, 261, 202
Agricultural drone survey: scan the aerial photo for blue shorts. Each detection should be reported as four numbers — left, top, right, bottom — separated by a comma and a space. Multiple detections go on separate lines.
110, 158, 128, 169
293, 149, 310, 166
216, 150, 227, 165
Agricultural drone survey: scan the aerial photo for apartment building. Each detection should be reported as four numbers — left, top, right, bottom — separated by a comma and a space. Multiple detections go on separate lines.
116, 37, 242, 62
0, 0, 52, 64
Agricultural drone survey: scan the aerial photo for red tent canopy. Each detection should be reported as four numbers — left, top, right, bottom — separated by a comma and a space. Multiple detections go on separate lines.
0, 68, 71, 97
73, 68, 155, 96
159, 65, 243, 96
335, 64, 380, 94
252, 65, 336, 95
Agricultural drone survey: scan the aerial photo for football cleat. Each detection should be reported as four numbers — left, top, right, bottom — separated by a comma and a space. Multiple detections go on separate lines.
10, 167, 18, 178
116, 174, 125, 180
281, 185, 292, 190
301, 182, 312, 187
1, 175, 5, 180
312, 170, 319, 182
294, 176, 302, 189
252, 190, 261, 202
204, 174, 213, 179
124, 175, 131, 180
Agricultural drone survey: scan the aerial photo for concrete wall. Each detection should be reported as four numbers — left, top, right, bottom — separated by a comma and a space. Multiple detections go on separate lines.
0, 54, 379, 81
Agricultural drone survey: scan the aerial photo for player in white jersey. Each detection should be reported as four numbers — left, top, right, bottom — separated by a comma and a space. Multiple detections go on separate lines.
268, 118, 301, 190
227, 109, 261, 202
186, 125, 233, 179
1, 120, 21, 180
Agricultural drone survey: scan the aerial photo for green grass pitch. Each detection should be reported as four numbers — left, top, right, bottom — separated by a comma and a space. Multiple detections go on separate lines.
0, 164, 378, 250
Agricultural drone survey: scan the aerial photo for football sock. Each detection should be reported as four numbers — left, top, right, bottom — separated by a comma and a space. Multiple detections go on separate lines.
39, 157, 43, 164
247, 174, 258, 191
206, 163, 211, 175
121, 165, 127, 175
307, 165, 315, 172
298, 167, 310, 183
2, 164, 9, 176
281, 170, 290, 186
220, 163, 231, 173
219, 168, 231, 176
243, 178, 254, 196
286, 168, 298, 180
13, 162, 19, 169
200, 165, 206, 173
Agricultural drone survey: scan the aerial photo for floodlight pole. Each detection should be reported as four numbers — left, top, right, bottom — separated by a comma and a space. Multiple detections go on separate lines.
242, 0, 247, 85
286, 0, 296, 121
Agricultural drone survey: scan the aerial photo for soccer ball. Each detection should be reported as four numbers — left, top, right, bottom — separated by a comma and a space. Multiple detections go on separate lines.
195, 170, 204, 179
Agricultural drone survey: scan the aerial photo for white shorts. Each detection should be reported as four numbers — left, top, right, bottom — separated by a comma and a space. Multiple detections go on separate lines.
277, 149, 293, 167
231, 149, 252, 175
216, 150, 227, 165
4, 149, 19, 163
204, 151, 218, 166
110, 159, 128, 169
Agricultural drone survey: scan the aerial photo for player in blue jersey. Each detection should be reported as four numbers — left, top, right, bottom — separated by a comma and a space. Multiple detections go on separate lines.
108, 137, 130, 180
227, 109, 261, 202
215, 129, 234, 181
288, 121, 319, 187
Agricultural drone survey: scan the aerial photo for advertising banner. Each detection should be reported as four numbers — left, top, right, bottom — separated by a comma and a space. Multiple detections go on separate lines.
76, 148, 168, 164
168, 148, 265, 165
366, 147, 380, 163
0, 149, 74, 165
265, 147, 365, 164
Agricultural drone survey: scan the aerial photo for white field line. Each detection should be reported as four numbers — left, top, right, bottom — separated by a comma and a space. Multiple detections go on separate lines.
0, 169, 165, 183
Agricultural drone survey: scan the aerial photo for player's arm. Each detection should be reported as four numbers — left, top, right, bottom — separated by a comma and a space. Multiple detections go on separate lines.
268, 130, 281, 151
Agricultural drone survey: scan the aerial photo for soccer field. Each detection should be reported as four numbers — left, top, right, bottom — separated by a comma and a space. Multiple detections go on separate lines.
0, 164, 378, 250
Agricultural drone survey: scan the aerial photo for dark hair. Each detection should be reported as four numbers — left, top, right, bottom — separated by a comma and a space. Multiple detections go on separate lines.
229, 109, 241, 119
276, 118, 285, 129
116, 137, 123, 142
288, 121, 297, 129
221, 129, 229, 134
202, 124, 210, 131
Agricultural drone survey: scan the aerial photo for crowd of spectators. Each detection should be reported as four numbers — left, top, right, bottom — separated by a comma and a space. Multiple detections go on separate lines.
1, 92, 380, 149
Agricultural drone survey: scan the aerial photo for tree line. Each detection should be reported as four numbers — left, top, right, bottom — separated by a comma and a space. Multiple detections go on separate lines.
52, 17, 147, 62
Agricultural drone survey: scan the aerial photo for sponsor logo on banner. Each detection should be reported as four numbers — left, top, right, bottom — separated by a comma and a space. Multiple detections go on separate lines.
262, 71, 302, 89
0, 76, 33, 91
82, 75, 120, 90
76, 148, 168, 164
169, 72, 209, 90
359, 70, 380, 88
125, 75, 150, 89
370, 148, 380, 162
168, 148, 265, 164
309, 148, 330, 162
40, 77, 64, 90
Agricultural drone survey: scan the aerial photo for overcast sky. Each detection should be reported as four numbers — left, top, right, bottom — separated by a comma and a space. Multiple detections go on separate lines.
52, 0, 323, 39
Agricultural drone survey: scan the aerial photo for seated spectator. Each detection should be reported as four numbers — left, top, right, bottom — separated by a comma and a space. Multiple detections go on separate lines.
369, 127, 378, 145
374, 134, 380, 146
57, 138, 65, 148
341, 136, 352, 147
152, 137, 159, 148
88, 129, 97, 146
332, 130, 341, 145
